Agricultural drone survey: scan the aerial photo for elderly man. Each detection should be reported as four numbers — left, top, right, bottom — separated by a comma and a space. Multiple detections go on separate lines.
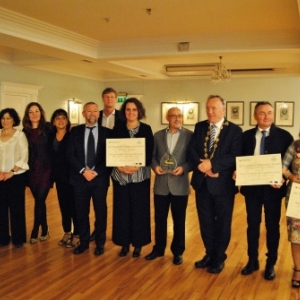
188, 95, 242, 273
145, 107, 193, 265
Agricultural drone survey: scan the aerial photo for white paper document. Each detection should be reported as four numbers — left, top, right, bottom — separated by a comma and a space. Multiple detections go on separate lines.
235, 154, 282, 186
106, 138, 145, 167
286, 182, 300, 219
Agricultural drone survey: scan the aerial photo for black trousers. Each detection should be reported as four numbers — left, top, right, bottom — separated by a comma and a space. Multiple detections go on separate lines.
244, 191, 282, 265
153, 193, 188, 256
30, 186, 50, 238
0, 173, 27, 245
112, 178, 151, 247
56, 180, 78, 235
195, 182, 235, 263
73, 179, 108, 247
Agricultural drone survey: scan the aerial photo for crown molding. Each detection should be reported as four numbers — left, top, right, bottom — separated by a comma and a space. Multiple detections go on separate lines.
0, 7, 99, 58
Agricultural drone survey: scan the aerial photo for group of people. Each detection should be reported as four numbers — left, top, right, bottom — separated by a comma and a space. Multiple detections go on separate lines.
0, 89, 299, 288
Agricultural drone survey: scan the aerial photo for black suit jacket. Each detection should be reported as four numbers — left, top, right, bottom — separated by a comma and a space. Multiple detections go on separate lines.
188, 119, 242, 196
98, 109, 123, 129
240, 124, 293, 199
67, 124, 112, 186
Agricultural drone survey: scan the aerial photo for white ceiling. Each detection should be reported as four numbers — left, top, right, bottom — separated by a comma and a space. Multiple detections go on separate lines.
0, 0, 300, 82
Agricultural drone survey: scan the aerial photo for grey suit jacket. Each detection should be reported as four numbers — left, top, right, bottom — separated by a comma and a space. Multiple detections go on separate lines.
151, 127, 193, 196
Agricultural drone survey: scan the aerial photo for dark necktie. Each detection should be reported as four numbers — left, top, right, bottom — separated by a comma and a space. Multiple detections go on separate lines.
209, 125, 216, 151
260, 130, 267, 155
87, 127, 96, 168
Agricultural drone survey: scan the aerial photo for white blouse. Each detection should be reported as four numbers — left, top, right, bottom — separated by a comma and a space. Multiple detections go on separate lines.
0, 129, 29, 174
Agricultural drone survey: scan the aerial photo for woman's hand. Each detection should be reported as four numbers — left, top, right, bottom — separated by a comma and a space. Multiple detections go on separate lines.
117, 166, 140, 174
2, 171, 14, 181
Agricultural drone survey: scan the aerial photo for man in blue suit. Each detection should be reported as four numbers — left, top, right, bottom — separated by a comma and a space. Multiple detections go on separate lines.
68, 102, 111, 255
145, 107, 193, 265
188, 95, 242, 273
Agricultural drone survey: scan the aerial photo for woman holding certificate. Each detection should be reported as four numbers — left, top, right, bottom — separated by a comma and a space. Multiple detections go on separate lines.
282, 139, 300, 288
111, 98, 154, 258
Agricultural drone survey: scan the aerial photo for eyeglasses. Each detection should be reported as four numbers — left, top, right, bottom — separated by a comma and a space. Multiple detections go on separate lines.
168, 114, 183, 119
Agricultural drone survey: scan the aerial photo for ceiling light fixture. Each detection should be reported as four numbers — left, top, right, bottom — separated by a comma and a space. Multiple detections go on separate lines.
211, 56, 231, 83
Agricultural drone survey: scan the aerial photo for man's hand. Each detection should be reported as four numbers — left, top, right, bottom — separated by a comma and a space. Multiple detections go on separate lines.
171, 166, 184, 176
198, 159, 212, 173
154, 166, 167, 175
83, 169, 97, 181
205, 169, 219, 178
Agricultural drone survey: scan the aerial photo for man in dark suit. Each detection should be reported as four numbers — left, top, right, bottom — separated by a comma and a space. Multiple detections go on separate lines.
90, 87, 122, 241
145, 107, 193, 265
188, 95, 242, 273
238, 101, 293, 280
68, 102, 111, 255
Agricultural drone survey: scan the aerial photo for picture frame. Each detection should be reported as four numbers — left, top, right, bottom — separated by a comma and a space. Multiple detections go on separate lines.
249, 102, 258, 126
182, 102, 199, 125
275, 101, 294, 127
68, 101, 80, 125
161, 102, 199, 125
226, 101, 244, 125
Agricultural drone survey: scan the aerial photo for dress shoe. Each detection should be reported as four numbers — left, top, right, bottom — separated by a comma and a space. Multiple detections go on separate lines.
30, 238, 38, 244
94, 245, 104, 256
241, 260, 259, 275
264, 264, 275, 280
90, 230, 96, 242
207, 262, 225, 274
145, 250, 164, 260
119, 246, 129, 257
195, 255, 212, 268
73, 244, 89, 254
14, 243, 24, 248
133, 247, 142, 258
173, 255, 183, 265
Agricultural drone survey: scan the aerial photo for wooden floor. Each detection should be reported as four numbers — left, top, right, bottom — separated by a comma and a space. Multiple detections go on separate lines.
0, 177, 300, 300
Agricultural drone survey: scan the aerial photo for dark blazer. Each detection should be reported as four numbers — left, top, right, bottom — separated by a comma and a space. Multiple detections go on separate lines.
67, 124, 112, 186
151, 127, 193, 196
98, 109, 123, 129
240, 124, 293, 199
112, 121, 154, 166
188, 119, 242, 196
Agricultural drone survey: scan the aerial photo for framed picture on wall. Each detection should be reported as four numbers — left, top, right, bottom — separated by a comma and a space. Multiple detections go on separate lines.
249, 102, 258, 126
226, 101, 244, 125
182, 102, 199, 125
275, 101, 294, 127
68, 101, 80, 125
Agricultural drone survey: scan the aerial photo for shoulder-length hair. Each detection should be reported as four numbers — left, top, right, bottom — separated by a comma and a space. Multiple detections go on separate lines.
50, 109, 71, 132
0, 108, 21, 128
120, 98, 146, 120
22, 102, 47, 134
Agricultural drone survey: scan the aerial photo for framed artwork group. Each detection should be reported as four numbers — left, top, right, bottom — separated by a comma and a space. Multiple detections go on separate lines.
227, 101, 294, 127
161, 101, 295, 127
161, 102, 199, 125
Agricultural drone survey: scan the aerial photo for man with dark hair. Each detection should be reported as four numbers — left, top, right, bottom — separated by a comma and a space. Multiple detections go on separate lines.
188, 95, 242, 274
238, 101, 293, 280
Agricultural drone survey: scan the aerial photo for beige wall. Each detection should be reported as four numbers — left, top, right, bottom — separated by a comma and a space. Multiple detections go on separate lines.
0, 63, 299, 139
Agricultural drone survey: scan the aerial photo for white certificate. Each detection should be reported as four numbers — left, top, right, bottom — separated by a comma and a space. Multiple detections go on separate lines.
106, 138, 145, 167
235, 154, 282, 186
286, 182, 300, 219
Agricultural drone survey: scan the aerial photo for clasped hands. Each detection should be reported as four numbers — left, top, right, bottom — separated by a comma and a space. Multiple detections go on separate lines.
198, 159, 219, 178
83, 169, 98, 181
154, 166, 184, 176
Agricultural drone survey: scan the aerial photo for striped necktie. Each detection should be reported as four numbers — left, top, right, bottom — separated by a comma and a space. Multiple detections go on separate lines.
209, 125, 216, 151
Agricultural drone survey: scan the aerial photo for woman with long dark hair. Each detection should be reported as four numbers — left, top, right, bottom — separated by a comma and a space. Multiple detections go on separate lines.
51, 109, 78, 247
23, 102, 53, 244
